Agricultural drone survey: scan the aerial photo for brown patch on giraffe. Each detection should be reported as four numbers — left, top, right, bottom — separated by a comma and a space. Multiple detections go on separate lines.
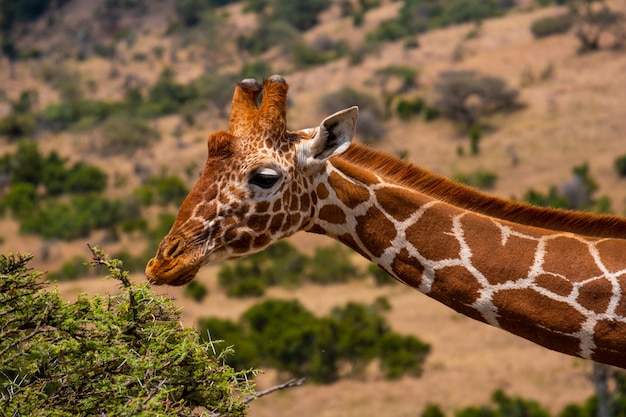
316, 183, 329, 200
577, 278, 613, 314
429, 266, 485, 322
283, 213, 301, 231
328, 171, 370, 209
300, 194, 310, 210
534, 274, 573, 297
289, 193, 300, 211
595, 239, 626, 273
542, 236, 603, 283
592, 319, 626, 368
319, 204, 346, 224
231, 232, 253, 254
248, 214, 271, 231
391, 248, 424, 288
463, 214, 539, 285
338, 233, 368, 258
374, 188, 421, 222
355, 206, 397, 258
406, 206, 461, 261
255, 201, 270, 213
253, 234, 271, 249
272, 199, 282, 212
269, 213, 285, 231
493, 288, 586, 356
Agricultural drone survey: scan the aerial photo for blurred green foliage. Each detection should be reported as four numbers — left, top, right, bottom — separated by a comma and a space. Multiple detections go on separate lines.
198, 298, 430, 384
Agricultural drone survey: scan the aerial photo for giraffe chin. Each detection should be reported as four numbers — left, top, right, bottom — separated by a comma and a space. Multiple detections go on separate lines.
145, 258, 202, 286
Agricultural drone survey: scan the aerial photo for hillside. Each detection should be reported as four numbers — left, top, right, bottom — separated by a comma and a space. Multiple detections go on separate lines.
2, 0, 626, 416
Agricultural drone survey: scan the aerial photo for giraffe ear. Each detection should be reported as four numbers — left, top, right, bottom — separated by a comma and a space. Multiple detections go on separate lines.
296, 106, 358, 168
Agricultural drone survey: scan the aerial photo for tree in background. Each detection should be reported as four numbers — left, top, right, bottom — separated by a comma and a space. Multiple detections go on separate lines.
243, 0, 331, 31
568, 0, 624, 52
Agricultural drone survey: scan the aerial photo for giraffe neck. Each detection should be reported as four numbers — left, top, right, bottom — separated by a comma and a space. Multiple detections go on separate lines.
307, 154, 626, 368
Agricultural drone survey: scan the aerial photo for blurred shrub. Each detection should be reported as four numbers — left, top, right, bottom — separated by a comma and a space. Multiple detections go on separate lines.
198, 298, 430, 384
184, 280, 209, 302
453, 169, 498, 190
19, 195, 125, 240
1, 183, 38, 219
456, 390, 551, 417
47, 255, 91, 281
146, 68, 199, 115
307, 244, 362, 284
434, 70, 519, 128
236, 19, 300, 55
523, 186, 571, 210
218, 240, 307, 297
396, 96, 425, 120
243, 0, 331, 31
0, 112, 36, 139
530, 13, 573, 38
378, 332, 431, 379
615, 155, 626, 178
134, 173, 189, 207
99, 115, 157, 156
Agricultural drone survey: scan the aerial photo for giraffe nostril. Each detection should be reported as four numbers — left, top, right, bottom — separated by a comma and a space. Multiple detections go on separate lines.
163, 237, 185, 259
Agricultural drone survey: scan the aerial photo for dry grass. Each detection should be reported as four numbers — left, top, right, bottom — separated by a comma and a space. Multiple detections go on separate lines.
3, 1, 626, 415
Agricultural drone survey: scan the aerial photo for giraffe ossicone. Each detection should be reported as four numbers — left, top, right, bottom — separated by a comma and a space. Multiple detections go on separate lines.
146, 75, 626, 369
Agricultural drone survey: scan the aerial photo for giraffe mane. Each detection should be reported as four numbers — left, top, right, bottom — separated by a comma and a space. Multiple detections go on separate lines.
337, 142, 626, 239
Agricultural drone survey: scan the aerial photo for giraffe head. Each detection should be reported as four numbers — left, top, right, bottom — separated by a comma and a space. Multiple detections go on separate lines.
146, 75, 358, 285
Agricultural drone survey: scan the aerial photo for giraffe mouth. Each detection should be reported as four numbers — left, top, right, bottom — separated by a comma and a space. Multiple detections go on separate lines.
145, 256, 202, 286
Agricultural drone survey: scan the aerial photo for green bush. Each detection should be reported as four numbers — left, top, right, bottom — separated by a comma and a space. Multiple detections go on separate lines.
218, 240, 307, 296
236, 19, 300, 56
184, 279, 209, 302
244, 0, 331, 31
46, 255, 91, 281
20, 195, 126, 240
331, 302, 389, 374
615, 155, 626, 177
198, 299, 431, 384
530, 13, 573, 38
0, 111, 36, 139
11, 140, 44, 186
453, 169, 498, 190
141, 173, 189, 206
396, 97, 425, 120
99, 115, 157, 156
146, 68, 198, 115
0, 250, 252, 416
523, 186, 571, 210
1, 182, 38, 218
456, 390, 551, 417
367, 19, 409, 42
378, 332, 431, 379
307, 244, 362, 284
434, 70, 519, 127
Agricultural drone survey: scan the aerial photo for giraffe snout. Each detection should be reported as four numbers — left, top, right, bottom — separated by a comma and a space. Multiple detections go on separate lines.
158, 235, 186, 259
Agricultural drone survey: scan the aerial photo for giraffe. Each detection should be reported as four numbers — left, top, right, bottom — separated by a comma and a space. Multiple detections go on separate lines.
146, 75, 626, 369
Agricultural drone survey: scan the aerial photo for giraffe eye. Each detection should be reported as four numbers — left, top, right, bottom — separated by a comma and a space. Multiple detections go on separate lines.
249, 168, 281, 189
